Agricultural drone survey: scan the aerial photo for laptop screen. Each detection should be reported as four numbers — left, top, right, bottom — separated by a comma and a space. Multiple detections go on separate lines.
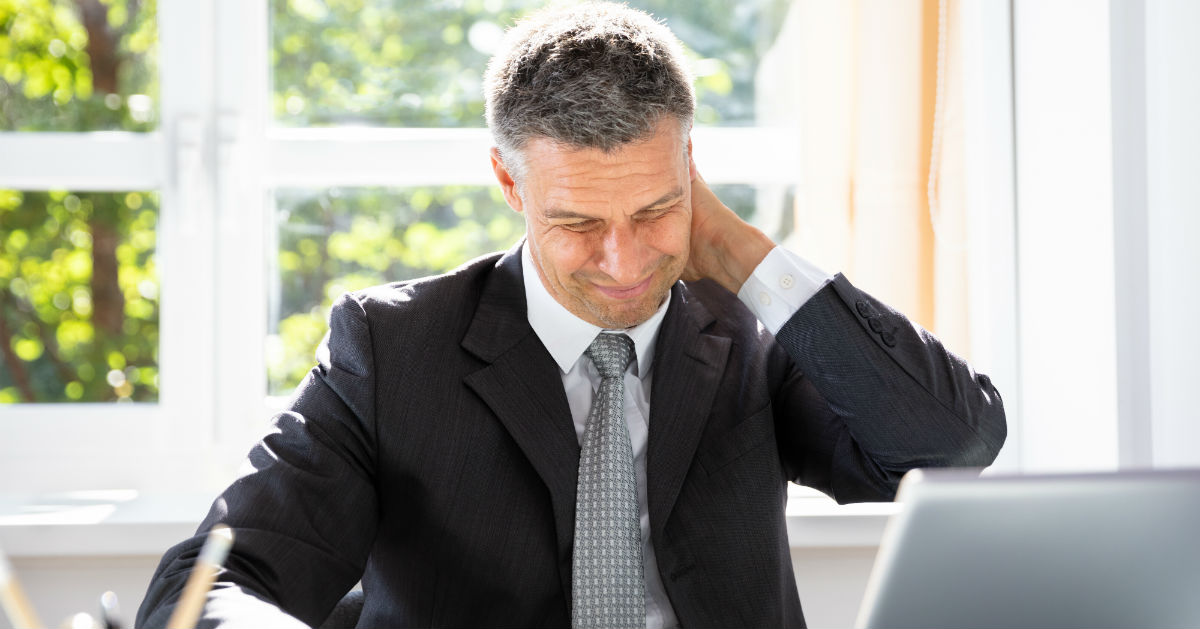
856, 468, 1200, 629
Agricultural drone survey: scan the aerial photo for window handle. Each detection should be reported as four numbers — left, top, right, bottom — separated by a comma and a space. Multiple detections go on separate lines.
174, 115, 207, 237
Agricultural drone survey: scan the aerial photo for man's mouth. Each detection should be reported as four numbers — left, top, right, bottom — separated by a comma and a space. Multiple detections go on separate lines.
593, 275, 654, 300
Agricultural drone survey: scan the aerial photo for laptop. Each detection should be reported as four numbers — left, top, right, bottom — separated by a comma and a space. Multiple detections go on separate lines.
855, 467, 1200, 629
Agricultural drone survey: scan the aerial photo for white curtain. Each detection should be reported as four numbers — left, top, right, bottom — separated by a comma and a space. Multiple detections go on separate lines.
758, 0, 970, 355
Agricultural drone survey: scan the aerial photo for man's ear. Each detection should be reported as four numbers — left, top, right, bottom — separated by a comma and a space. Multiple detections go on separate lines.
687, 136, 698, 180
490, 147, 524, 213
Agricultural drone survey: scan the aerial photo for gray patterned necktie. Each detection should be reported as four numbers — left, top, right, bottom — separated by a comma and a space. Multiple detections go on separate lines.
572, 333, 645, 629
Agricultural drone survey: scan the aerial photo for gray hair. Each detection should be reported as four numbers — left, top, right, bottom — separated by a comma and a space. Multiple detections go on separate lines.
484, 2, 695, 186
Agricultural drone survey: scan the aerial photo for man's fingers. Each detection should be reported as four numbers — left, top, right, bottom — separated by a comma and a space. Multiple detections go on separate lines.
685, 166, 775, 293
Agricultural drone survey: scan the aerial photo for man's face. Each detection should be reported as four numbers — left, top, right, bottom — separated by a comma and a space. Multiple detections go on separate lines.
494, 119, 694, 329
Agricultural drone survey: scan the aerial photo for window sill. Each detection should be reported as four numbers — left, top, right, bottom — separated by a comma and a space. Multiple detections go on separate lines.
785, 496, 897, 548
0, 492, 895, 558
0, 491, 212, 558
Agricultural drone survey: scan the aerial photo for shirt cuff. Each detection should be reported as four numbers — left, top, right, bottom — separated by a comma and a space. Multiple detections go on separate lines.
737, 247, 833, 335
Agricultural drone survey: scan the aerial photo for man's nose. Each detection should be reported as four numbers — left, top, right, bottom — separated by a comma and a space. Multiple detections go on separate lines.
597, 224, 646, 285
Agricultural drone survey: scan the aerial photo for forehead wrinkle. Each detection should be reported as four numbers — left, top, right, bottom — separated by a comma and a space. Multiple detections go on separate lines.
536, 150, 686, 194
546, 156, 660, 183
541, 181, 683, 221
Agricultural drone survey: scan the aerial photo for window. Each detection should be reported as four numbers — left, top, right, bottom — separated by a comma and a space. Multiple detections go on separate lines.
0, 0, 214, 492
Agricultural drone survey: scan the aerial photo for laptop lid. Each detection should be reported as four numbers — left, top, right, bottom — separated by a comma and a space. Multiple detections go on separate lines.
855, 468, 1200, 629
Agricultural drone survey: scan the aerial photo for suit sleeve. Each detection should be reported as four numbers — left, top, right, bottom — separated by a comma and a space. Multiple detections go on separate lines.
136, 293, 380, 628
770, 273, 1007, 503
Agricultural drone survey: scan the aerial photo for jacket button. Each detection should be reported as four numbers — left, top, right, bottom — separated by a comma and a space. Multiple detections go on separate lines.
881, 331, 897, 347
855, 300, 871, 318
868, 317, 883, 333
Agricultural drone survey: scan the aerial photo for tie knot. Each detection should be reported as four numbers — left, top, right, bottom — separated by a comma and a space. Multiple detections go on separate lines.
586, 333, 635, 380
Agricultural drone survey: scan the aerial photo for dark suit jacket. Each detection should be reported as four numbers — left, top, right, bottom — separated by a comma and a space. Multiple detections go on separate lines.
137, 243, 1005, 628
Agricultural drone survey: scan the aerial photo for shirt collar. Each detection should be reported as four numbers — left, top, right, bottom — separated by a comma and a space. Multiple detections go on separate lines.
523, 242, 669, 378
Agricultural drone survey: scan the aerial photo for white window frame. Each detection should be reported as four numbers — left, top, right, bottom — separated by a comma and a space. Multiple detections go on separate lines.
0, 0, 1024, 493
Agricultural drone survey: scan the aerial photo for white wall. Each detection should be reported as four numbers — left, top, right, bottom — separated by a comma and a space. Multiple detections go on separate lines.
1013, 0, 1120, 471
1014, 0, 1200, 472
792, 547, 879, 628
1144, 0, 1200, 467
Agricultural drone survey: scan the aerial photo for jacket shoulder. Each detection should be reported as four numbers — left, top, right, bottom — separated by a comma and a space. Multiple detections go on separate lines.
343, 251, 504, 320
320, 250, 508, 372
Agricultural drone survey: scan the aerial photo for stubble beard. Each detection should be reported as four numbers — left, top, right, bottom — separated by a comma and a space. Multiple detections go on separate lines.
574, 259, 683, 329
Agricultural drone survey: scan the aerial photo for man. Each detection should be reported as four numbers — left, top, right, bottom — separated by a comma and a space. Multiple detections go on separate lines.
137, 4, 1005, 628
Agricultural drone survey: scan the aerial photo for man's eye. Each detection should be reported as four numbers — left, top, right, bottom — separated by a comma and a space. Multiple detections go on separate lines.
637, 208, 671, 221
561, 221, 598, 232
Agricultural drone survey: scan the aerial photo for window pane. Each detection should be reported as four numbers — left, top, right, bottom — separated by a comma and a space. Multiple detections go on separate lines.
268, 185, 522, 394
271, 0, 790, 127
0, 1, 159, 131
0, 190, 159, 403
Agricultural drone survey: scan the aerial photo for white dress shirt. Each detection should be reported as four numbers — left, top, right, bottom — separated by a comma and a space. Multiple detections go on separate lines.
521, 244, 830, 628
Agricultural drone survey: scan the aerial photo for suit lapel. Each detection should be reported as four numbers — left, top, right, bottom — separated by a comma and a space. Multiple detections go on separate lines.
460, 243, 580, 597
647, 282, 731, 537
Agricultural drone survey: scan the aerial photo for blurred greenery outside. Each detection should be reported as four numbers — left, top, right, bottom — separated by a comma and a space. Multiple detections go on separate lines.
2, 0, 790, 402
271, 0, 789, 128
0, 190, 159, 402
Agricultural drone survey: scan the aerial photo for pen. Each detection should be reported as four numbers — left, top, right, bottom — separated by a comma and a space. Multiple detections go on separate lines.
0, 545, 43, 629
100, 590, 122, 629
166, 524, 234, 629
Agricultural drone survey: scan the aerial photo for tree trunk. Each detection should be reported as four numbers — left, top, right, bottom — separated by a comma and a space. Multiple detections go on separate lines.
77, 0, 120, 94
90, 209, 125, 336
77, 1, 126, 336
0, 296, 37, 402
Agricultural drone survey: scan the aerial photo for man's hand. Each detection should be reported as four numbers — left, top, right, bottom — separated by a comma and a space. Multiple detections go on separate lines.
683, 167, 776, 294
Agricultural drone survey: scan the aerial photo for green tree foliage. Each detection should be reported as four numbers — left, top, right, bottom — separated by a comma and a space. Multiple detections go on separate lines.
0, 190, 159, 402
0, 0, 158, 130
